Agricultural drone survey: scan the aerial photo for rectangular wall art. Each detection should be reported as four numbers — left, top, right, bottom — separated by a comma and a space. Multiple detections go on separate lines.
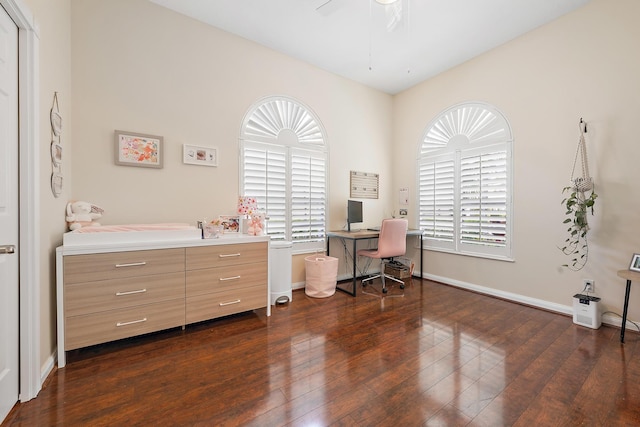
183, 144, 218, 167
114, 130, 163, 168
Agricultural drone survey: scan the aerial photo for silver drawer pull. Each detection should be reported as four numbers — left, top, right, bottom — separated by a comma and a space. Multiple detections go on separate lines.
115, 289, 147, 296
219, 299, 241, 307
218, 253, 241, 258
0, 245, 16, 254
116, 318, 147, 327
219, 276, 241, 282
115, 261, 147, 268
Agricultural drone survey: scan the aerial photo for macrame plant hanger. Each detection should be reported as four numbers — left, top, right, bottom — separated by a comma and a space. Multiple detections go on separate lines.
570, 118, 593, 193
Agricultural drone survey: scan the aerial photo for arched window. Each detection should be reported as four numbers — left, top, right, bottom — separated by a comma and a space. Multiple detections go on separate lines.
240, 96, 328, 252
418, 102, 513, 260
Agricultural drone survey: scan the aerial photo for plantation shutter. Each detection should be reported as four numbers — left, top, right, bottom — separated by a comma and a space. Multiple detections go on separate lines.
459, 149, 507, 248
243, 143, 287, 241
291, 149, 326, 242
419, 155, 455, 249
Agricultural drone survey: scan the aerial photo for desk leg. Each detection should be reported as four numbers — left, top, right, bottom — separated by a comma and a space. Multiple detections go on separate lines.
331, 236, 357, 297
420, 234, 423, 279
351, 238, 358, 296
621, 279, 632, 343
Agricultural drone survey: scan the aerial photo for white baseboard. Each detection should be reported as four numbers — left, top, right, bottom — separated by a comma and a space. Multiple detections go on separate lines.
41, 351, 56, 385
422, 272, 634, 330
298, 271, 634, 331
423, 272, 572, 315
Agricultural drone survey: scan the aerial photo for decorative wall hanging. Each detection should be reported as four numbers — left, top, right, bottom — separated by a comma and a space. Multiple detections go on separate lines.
50, 92, 63, 197
560, 118, 598, 271
114, 130, 163, 168
350, 170, 379, 199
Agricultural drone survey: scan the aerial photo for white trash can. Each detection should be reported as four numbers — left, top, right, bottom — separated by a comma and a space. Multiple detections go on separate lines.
270, 241, 293, 305
304, 255, 338, 298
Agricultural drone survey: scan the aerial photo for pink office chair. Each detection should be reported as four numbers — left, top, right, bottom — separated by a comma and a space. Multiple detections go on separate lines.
357, 218, 408, 294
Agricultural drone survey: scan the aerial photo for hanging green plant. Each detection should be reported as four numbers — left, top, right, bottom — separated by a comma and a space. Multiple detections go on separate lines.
560, 186, 597, 271
560, 119, 597, 271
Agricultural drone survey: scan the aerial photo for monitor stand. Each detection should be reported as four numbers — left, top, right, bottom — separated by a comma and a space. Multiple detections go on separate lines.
347, 223, 361, 232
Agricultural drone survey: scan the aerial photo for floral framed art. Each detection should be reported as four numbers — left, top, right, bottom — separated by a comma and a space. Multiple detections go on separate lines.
115, 130, 163, 168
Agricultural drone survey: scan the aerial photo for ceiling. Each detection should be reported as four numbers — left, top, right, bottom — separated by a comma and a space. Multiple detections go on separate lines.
150, 0, 591, 95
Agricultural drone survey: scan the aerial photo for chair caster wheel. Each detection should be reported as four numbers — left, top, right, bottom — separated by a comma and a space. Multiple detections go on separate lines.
363, 282, 367, 287
382, 288, 388, 293
400, 284, 405, 289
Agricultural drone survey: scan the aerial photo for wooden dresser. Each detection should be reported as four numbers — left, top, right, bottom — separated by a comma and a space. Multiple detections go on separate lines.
56, 234, 270, 368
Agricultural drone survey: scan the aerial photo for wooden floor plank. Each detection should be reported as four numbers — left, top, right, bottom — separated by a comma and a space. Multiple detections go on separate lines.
4, 278, 640, 426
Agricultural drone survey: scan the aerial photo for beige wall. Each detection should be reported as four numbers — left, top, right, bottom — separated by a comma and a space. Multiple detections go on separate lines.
70, 0, 393, 227
393, 0, 640, 320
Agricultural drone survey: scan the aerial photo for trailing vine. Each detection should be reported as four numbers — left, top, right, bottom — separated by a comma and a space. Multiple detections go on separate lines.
560, 185, 597, 271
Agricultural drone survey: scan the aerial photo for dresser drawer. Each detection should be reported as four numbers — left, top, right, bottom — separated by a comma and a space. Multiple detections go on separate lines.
186, 242, 267, 270
65, 299, 185, 351
186, 284, 266, 324
64, 248, 185, 284
185, 262, 267, 297
64, 272, 185, 317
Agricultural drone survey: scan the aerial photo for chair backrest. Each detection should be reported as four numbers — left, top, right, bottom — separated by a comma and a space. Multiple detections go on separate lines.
376, 218, 408, 258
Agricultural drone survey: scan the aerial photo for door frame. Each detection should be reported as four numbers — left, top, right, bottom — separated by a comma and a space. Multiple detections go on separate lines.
1, 0, 41, 402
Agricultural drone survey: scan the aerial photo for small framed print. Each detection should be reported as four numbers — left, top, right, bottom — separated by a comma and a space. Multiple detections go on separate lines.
629, 254, 640, 272
183, 144, 218, 167
219, 215, 240, 233
115, 130, 163, 168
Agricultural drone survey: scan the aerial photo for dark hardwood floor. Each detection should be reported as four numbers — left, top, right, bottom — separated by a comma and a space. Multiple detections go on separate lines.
4, 279, 640, 426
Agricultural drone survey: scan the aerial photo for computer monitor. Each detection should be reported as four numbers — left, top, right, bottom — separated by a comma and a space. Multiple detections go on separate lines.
347, 200, 363, 232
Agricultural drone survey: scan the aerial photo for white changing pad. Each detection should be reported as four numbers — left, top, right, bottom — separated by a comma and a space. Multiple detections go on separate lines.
63, 223, 201, 247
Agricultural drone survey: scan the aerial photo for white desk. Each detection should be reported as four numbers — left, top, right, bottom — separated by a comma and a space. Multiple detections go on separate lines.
325, 229, 423, 296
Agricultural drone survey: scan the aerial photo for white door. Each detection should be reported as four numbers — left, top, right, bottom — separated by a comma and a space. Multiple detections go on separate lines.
0, 4, 19, 423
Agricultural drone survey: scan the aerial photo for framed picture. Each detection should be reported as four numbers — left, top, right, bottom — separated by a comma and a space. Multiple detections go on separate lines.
629, 253, 640, 272
114, 130, 163, 168
183, 144, 218, 167
219, 215, 240, 233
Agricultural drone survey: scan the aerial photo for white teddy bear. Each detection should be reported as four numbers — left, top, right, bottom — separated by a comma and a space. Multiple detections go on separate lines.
66, 201, 104, 231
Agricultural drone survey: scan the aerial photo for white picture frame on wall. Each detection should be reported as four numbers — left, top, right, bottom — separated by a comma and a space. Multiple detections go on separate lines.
183, 144, 218, 167
629, 253, 640, 272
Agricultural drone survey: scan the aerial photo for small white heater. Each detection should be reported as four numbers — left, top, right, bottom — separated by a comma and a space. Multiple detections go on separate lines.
573, 293, 601, 329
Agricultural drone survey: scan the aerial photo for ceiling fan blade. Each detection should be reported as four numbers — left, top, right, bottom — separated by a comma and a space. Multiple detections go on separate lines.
384, 1, 403, 32
315, 0, 347, 16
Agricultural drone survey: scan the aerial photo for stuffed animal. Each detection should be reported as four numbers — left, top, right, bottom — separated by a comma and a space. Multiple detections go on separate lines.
247, 214, 264, 236
66, 201, 104, 231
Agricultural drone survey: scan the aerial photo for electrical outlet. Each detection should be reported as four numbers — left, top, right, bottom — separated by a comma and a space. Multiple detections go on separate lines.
399, 209, 408, 216
584, 279, 595, 293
